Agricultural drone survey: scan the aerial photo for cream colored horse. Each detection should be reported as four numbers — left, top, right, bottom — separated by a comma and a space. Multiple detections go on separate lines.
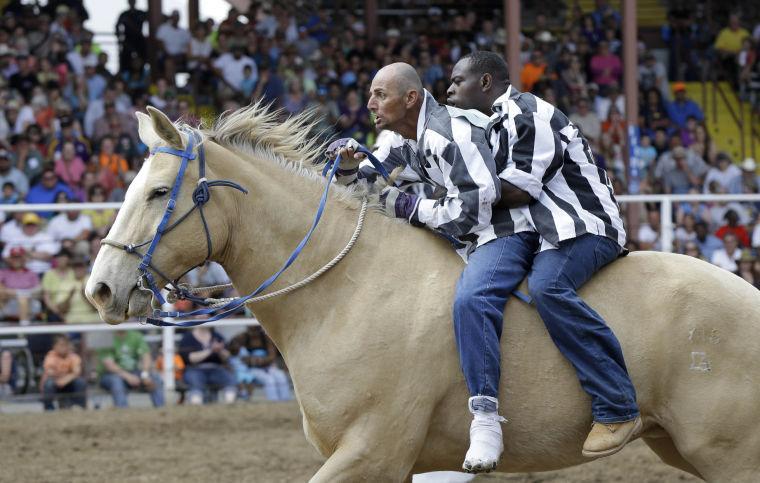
86, 106, 760, 482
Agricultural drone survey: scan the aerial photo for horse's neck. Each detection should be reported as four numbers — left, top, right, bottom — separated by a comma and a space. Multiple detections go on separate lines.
214, 149, 408, 350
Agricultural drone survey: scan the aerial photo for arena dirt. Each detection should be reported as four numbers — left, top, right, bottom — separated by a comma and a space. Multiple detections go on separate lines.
0, 402, 698, 482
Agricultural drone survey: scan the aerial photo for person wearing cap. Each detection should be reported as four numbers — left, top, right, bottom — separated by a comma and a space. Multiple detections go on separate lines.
736, 158, 760, 194
661, 146, 702, 194
666, 82, 704, 129
1, 212, 59, 275
703, 152, 742, 194
0, 247, 42, 324
0, 148, 28, 196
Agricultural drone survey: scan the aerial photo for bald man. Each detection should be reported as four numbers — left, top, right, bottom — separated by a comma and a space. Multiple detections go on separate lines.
326, 63, 538, 473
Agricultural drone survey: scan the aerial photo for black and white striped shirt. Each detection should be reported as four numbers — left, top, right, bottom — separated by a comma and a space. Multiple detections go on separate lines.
340, 90, 533, 259
488, 86, 626, 251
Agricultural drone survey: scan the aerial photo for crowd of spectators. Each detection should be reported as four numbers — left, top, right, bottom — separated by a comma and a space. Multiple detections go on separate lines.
0, 0, 760, 406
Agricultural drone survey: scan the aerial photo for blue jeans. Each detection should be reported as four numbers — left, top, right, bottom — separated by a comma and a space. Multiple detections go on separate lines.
528, 234, 639, 423
183, 365, 237, 399
42, 377, 87, 411
100, 372, 165, 408
454, 232, 539, 399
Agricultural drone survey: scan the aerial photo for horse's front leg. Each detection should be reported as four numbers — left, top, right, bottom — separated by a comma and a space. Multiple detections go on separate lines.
308, 413, 430, 483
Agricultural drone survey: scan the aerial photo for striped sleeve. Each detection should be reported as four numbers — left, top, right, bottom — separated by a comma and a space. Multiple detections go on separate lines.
413, 122, 499, 237
500, 112, 563, 200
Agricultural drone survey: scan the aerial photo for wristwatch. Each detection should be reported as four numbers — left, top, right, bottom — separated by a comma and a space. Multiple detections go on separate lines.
140, 371, 150, 380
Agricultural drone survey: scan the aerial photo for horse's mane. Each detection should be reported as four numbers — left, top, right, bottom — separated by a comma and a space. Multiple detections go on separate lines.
201, 101, 326, 167
196, 101, 377, 206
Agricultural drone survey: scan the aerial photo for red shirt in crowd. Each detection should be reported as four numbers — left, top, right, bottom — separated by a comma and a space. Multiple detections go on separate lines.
715, 225, 751, 247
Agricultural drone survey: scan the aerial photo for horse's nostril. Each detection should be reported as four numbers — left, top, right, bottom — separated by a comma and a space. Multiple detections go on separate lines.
91, 282, 113, 306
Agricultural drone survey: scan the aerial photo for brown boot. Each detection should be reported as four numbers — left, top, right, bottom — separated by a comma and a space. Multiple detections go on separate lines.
582, 416, 642, 458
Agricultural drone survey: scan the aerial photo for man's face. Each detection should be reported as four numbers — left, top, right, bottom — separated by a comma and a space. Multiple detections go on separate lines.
8, 254, 24, 268
41, 171, 57, 188
0, 157, 10, 173
22, 222, 39, 235
446, 58, 485, 110
724, 235, 738, 252
367, 72, 408, 132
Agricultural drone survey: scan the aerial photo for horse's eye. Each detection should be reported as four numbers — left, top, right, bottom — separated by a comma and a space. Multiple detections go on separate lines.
149, 187, 170, 200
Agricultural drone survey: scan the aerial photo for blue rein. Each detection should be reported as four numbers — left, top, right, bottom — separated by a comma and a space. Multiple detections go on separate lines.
104, 133, 389, 328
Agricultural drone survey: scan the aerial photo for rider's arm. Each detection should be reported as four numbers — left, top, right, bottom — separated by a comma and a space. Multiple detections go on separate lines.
498, 111, 562, 202
412, 121, 499, 237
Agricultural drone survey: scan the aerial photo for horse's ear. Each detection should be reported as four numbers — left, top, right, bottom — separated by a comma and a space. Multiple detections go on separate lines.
136, 111, 162, 149
146, 106, 183, 149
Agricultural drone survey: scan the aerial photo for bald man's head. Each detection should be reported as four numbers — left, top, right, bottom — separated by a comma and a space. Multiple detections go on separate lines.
367, 62, 424, 139
375, 62, 423, 97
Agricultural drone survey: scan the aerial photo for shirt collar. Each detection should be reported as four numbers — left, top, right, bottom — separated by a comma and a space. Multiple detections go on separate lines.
491, 85, 513, 114
416, 89, 431, 141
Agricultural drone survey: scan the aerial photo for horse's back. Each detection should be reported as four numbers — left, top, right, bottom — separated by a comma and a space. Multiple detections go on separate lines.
415, 251, 760, 474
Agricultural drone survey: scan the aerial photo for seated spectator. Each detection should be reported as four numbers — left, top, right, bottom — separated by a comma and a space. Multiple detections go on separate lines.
26, 168, 76, 213
737, 249, 756, 285
633, 134, 657, 186
98, 330, 164, 408
569, 97, 601, 147
594, 81, 625, 121
47, 201, 92, 245
711, 232, 742, 272
638, 52, 669, 100
715, 209, 751, 247
753, 213, 760, 249
0, 247, 42, 324
666, 83, 704, 130
601, 104, 625, 145
63, 255, 99, 324
703, 152, 742, 194
737, 157, 759, 194
251, 61, 285, 109
41, 248, 75, 323
641, 88, 671, 134
1, 182, 20, 204
178, 326, 237, 405
1, 212, 58, 274
589, 40, 622, 90
695, 221, 724, 261
336, 89, 371, 145
0, 349, 13, 396
54, 140, 86, 194
229, 325, 292, 402
637, 206, 660, 250
213, 44, 256, 96
283, 78, 309, 115
520, 49, 548, 93
675, 213, 698, 253
40, 335, 87, 411
655, 144, 708, 183
0, 148, 29, 197
12, 131, 46, 184
683, 241, 704, 260
95, 136, 129, 194
661, 147, 702, 194
48, 115, 91, 163
239, 64, 257, 98
82, 186, 116, 237
184, 261, 232, 299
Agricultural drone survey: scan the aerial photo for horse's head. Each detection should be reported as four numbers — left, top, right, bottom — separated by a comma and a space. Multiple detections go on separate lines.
86, 107, 231, 324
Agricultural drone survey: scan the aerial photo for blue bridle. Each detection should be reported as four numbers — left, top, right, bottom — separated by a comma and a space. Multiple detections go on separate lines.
103, 131, 389, 327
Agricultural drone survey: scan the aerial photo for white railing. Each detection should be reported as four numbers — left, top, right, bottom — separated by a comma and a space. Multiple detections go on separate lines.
2, 194, 759, 403
0, 318, 259, 403
617, 193, 760, 253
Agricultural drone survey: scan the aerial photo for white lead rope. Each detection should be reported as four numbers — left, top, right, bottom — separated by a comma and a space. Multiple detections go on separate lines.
185, 199, 368, 308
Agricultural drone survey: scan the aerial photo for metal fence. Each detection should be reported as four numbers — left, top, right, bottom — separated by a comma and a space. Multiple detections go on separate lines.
2, 194, 759, 403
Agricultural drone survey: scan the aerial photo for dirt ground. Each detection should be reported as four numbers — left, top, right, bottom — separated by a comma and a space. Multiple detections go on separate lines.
0, 402, 699, 483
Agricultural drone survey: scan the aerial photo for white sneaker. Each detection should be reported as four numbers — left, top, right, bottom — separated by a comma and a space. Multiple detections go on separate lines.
462, 396, 506, 473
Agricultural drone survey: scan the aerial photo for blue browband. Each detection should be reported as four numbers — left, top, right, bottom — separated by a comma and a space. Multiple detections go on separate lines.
103, 131, 390, 327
